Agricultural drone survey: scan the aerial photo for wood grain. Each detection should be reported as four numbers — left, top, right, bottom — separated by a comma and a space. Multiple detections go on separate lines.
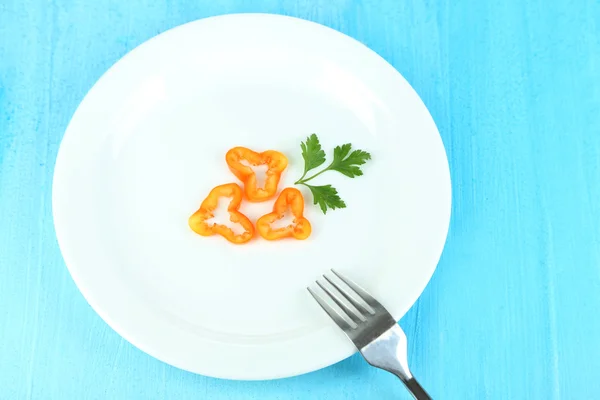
1, 0, 599, 398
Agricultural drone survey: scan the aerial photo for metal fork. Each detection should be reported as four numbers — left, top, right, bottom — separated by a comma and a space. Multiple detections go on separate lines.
308, 270, 432, 400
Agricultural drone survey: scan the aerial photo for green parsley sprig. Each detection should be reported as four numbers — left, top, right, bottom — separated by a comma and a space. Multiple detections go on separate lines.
295, 134, 372, 214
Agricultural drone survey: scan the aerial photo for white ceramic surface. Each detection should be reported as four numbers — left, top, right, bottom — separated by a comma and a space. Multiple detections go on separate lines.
52, 14, 451, 380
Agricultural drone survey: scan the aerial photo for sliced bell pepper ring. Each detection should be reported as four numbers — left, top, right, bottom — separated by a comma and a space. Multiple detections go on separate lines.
188, 183, 254, 244
257, 187, 312, 240
225, 146, 288, 202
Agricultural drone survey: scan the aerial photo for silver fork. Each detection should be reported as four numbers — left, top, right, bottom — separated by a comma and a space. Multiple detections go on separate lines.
308, 269, 432, 400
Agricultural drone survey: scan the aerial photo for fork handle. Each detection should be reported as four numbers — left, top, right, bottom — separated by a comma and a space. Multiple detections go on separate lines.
401, 377, 432, 400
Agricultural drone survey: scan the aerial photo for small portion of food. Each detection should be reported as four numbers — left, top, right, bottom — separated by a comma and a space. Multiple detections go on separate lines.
190, 134, 371, 245
188, 183, 254, 244
294, 134, 371, 214
257, 187, 312, 240
226, 146, 288, 202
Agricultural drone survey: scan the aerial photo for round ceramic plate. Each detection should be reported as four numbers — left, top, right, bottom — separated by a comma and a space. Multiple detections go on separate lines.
53, 14, 451, 380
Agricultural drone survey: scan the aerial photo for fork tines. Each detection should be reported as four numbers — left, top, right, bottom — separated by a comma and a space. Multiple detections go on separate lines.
308, 269, 383, 332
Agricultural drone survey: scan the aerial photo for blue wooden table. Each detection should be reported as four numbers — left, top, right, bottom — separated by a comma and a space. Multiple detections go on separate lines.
1, 1, 599, 399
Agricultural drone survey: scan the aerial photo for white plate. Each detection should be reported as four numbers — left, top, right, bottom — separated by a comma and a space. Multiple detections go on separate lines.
53, 14, 451, 380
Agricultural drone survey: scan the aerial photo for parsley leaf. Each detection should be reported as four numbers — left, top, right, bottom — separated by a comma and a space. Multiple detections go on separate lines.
303, 184, 347, 214
299, 133, 326, 181
295, 134, 371, 214
329, 144, 372, 178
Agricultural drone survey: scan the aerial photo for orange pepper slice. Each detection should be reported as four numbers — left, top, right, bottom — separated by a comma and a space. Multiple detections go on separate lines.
225, 147, 288, 202
257, 187, 312, 240
189, 183, 254, 244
